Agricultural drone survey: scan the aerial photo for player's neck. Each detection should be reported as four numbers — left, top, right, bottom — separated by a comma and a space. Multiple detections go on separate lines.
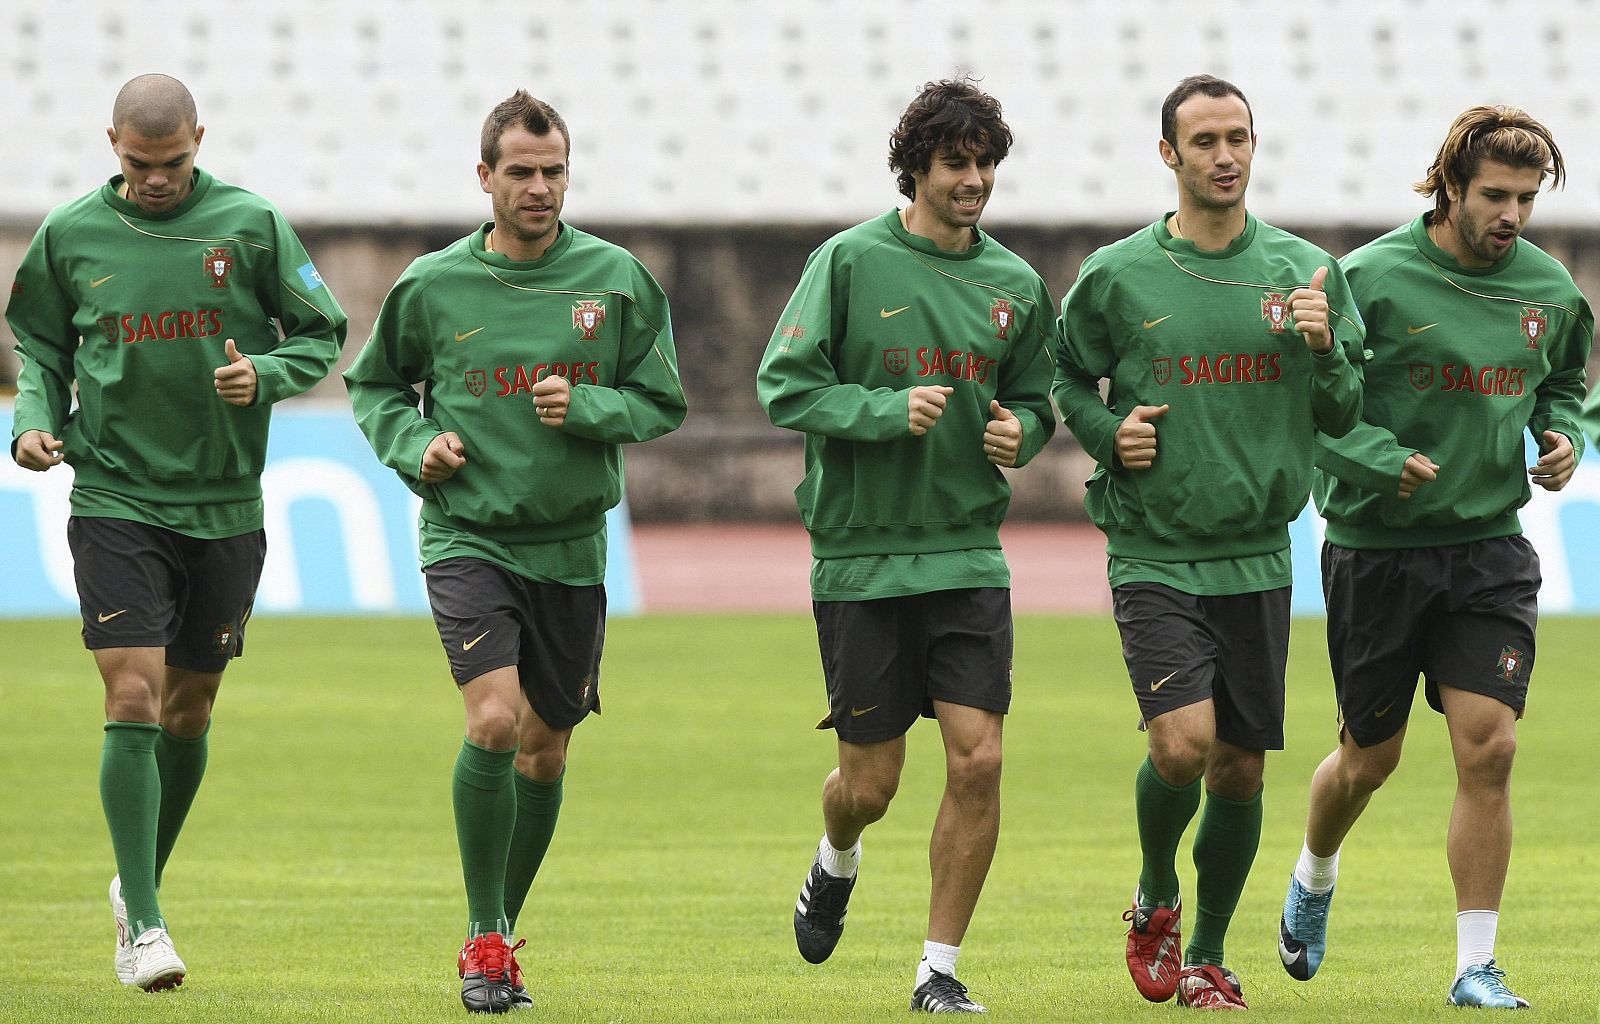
1170, 203, 1246, 252
900, 204, 975, 254
485, 222, 558, 263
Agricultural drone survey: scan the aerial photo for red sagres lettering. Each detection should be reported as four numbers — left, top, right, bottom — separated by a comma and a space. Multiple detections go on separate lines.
1177, 352, 1282, 386
492, 362, 604, 396
119, 308, 225, 343
1439, 364, 1528, 397
915, 346, 997, 385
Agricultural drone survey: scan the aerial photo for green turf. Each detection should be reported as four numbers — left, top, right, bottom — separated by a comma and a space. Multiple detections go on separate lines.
1, 614, 1595, 1022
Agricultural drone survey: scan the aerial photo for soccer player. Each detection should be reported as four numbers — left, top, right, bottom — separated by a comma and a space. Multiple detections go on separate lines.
1053, 74, 1364, 1010
1278, 105, 1589, 1010
7, 74, 346, 992
344, 90, 686, 1015
758, 78, 1056, 1015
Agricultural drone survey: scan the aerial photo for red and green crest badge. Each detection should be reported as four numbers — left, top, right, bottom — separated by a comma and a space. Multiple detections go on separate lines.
204, 247, 233, 288
98, 315, 120, 343
573, 300, 606, 341
1261, 292, 1289, 333
883, 347, 909, 376
212, 622, 236, 654
990, 298, 1015, 340
464, 370, 487, 397
1521, 308, 1546, 349
1152, 357, 1172, 386
1409, 363, 1434, 391
1497, 645, 1525, 682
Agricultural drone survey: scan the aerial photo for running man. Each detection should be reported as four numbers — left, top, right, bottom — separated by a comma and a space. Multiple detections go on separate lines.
344, 90, 686, 1015
7, 73, 347, 991
758, 77, 1056, 1014
1279, 104, 1589, 1010
1053, 74, 1364, 1010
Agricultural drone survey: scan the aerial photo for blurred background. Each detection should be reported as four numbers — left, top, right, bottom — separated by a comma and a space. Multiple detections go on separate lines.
4, 0, 1600, 615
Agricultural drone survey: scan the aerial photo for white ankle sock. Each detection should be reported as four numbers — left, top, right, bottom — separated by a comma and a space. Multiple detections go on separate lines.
1293, 840, 1340, 893
817, 835, 860, 878
916, 940, 959, 988
1456, 910, 1498, 979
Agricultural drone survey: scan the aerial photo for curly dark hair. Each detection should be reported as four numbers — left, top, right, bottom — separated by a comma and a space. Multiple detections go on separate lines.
888, 78, 1013, 201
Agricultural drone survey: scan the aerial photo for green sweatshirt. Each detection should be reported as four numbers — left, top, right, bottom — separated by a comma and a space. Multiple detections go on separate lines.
1315, 216, 1591, 549
7, 168, 347, 537
344, 223, 686, 583
756, 210, 1056, 599
1055, 213, 1364, 594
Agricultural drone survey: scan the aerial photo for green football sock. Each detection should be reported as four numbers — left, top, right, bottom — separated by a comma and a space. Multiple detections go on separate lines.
1134, 754, 1202, 906
504, 768, 565, 932
453, 738, 516, 937
154, 721, 210, 889
101, 722, 166, 938
1186, 785, 1264, 966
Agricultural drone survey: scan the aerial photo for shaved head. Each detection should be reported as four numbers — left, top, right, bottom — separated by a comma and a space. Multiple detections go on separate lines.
111, 74, 198, 137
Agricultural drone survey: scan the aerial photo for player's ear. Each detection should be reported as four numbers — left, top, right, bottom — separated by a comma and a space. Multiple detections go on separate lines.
192, 124, 205, 150
107, 127, 119, 150
1158, 138, 1179, 169
477, 161, 493, 194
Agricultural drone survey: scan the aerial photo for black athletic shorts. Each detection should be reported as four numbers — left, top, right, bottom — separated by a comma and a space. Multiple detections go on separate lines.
812, 587, 1012, 744
423, 557, 604, 731
1323, 536, 1539, 747
67, 516, 266, 674
1112, 582, 1290, 751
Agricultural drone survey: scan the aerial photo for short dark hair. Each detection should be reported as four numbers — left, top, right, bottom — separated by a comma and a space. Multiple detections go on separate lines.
112, 74, 197, 137
1160, 75, 1253, 147
480, 90, 570, 168
888, 78, 1013, 201
1415, 104, 1565, 219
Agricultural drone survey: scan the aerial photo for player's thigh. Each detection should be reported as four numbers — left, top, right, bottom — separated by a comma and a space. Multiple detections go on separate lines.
1112, 583, 1218, 726
424, 557, 526, 687
1323, 543, 1433, 747
923, 587, 1012, 716
813, 596, 924, 743
67, 516, 183, 651
516, 579, 605, 731
166, 528, 267, 673
1421, 537, 1539, 718
1204, 586, 1289, 751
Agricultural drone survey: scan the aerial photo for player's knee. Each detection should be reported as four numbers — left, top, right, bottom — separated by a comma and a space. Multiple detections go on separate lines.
515, 745, 567, 782
465, 704, 520, 750
843, 774, 899, 821
1148, 734, 1208, 785
946, 743, 1002, 797
1459, 729, 1517, 787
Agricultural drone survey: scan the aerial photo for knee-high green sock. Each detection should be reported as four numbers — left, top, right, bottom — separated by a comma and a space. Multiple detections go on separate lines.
504, 768, 565, 932
154, 721, 210, 889
101, 722, 165, 938
453, 738, 516, 937
1186, 785, 1264, 966
1135, 754, 1203, 906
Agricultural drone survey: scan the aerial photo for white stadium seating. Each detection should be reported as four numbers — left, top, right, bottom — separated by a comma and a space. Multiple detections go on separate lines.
2, 0, 1599, 226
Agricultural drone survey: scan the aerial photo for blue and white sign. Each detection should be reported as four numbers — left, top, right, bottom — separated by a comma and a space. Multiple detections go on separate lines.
0, 405, 640, 617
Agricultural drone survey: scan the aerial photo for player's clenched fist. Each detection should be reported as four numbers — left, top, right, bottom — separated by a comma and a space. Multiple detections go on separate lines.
421, 431, 467, 483
214, 338, 259, 406
532, 374, 571, 428
1529, 429, 1575, 492
13, 429, 65, 471
1115, 404, 1169, 470
1398, 451, 1439, 499
908, 385, 955, 436
983, 400, 1022, 467
1288, 266, 1334, 354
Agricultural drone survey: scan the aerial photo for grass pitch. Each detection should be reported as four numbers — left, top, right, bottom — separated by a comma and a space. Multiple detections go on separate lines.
1, 613, 1596, 1023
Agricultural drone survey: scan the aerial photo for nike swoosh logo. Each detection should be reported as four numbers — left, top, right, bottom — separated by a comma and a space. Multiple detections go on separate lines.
463, 629, 491, 651
1406, 323, 1439, 335
850, 705, 879, 717
1143, 315, 1174, 329
880, 306, 910, 319
455, 327, 485, 342
90, 275, 116, 289
1279, 932, 1304, 967
1373, 701, 1395, 718
97, 609, 128, 623
1149, 670, 1177, 692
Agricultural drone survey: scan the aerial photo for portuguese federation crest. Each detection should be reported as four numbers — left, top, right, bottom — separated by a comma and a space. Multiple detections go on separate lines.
573, 300, 606, 341
1261, 292, 1289, 333
1521, 308, 1546, 349
204, 247, 233, 288
990, 298, 1015, 341
1497, 645, 1525, 683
